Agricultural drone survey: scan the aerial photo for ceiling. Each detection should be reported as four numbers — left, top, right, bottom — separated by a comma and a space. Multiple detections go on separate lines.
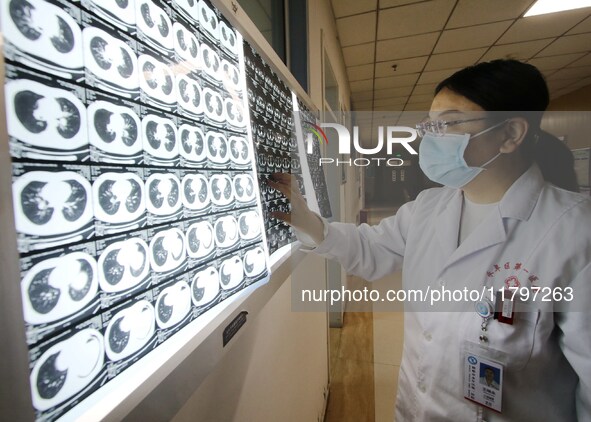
330, 0, 591, 112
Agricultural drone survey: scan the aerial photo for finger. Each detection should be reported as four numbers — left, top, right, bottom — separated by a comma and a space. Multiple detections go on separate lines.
267, 178, 293, 200
270, 172, 292, 183
268, 174, 300, 196
270, 211, 291, 225
268, 174, 297, 191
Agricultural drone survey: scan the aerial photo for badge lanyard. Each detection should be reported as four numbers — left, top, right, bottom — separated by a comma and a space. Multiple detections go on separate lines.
469, 279, 529, 417
475, 286, 516, 344
474, 299, 494, 344
467, 280, 511, 417
474, 266, 496, 344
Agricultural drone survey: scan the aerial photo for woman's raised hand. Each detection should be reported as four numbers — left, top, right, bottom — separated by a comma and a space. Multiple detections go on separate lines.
267, 172, 325, 245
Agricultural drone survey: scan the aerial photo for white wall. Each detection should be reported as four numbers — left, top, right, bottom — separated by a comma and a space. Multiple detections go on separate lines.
171, 254, 329, 422
307, 0, 351, 109
308, 0, 360, 321
544, 84, 591, 150
541, 111, 591, 150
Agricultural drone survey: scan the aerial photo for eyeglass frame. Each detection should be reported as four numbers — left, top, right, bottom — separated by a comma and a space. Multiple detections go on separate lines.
415, 117, 490, 137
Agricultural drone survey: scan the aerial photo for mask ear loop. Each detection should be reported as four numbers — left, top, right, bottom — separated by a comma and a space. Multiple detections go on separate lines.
478, 151, 502, 169
471, 119, 510, 169
471, 118, 509, 139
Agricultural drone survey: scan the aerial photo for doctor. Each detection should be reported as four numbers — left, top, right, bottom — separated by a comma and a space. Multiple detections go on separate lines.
269, 59, 591, 421
480, 366, 500, 391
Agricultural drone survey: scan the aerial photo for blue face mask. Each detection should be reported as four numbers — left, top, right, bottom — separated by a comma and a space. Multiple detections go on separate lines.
418, 121, 506, 189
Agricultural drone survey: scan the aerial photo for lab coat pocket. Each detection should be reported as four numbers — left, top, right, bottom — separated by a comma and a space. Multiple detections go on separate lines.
486, 307, 540, 371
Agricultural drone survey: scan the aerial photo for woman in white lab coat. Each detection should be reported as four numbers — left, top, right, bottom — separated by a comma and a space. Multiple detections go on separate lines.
269, 59, 591, 421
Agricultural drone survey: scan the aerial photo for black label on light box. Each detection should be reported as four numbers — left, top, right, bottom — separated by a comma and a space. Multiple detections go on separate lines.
222, 311, 248, 347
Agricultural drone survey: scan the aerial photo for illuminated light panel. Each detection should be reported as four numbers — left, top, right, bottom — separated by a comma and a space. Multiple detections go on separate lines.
524, 0, 591, 17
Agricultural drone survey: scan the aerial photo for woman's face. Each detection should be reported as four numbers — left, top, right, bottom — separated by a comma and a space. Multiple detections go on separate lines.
429, 87, 506, 168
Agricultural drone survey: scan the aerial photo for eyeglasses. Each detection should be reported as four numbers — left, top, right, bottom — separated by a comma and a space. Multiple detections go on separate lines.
415, 117, 488, 137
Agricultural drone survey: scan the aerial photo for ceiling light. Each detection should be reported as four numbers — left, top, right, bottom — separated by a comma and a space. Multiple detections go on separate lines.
524, 0, 591, 17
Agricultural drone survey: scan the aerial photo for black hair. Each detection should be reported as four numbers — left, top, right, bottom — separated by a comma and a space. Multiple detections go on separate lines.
435, 59, 579, 192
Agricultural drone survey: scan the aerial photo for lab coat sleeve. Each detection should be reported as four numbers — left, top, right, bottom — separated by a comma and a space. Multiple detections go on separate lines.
297, 200, 415, 281
555, 261, 591, 420
293, 216, 328, 249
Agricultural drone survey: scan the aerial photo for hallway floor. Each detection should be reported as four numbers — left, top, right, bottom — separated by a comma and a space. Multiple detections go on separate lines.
324, 209, 404, 422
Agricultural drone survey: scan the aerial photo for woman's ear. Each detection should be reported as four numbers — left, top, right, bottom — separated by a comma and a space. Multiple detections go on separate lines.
500, 118, 528, 153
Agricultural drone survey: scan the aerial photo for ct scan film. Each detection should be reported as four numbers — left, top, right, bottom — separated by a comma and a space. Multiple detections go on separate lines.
295, 98, 332, 219
244, 41, 304, 255
243, 41, 332, 251
2, 0, 270, 419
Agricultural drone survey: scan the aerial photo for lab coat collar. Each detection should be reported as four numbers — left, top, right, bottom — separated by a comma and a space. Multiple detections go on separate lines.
435, 164, 544, 274
435, 188, 463, 262
498, 163, 545, 221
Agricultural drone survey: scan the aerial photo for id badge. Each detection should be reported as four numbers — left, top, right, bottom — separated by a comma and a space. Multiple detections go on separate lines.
462, 341, 506, 413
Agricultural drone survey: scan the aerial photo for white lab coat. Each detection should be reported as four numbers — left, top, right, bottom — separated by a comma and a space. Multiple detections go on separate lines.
306, 164, 591, 421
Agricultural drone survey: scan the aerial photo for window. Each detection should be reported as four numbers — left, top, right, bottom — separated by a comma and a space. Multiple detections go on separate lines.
238, 0, 308, 91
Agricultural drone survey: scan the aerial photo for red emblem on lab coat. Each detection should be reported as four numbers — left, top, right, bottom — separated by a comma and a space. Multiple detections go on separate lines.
485, 261, 540, 289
